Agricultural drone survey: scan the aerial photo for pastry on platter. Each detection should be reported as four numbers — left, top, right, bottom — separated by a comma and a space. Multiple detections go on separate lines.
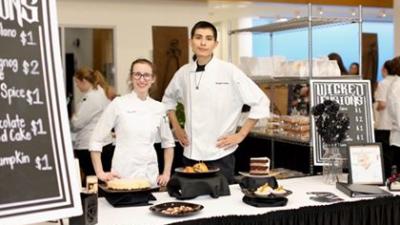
106, 178, 151, 190
272, 185, 287, 195
254, 183, 272, 196
193, 162, 208, 172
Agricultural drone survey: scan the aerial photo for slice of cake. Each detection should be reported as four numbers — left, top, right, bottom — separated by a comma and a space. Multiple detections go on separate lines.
249, 157, 270, 175
106, 178, 151, 190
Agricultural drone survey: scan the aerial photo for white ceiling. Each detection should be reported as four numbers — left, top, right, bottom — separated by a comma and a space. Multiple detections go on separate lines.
58, 0, 393, 23
208, 1, 393, 23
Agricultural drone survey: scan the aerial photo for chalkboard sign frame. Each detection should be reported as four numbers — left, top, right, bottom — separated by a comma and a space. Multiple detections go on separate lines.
0, 0, 82, 224
310, 79, 375, 166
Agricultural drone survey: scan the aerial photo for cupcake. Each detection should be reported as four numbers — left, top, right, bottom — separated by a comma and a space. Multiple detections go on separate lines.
254, 183, 272, 196
272, 185, 287, 196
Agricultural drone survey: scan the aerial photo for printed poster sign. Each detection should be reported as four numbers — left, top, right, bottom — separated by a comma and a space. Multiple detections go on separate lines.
310, 80, 374, 165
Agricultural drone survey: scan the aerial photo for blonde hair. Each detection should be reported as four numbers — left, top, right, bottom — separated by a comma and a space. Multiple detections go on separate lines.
74, 67, 109, 95
128, 58, 157, 91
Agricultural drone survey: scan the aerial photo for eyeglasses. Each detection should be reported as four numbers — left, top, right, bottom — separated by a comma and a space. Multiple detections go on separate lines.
131, 72, 152, 81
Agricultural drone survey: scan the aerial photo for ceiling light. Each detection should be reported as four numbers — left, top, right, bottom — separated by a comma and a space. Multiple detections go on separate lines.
237, 1, 251, 8
220, 4, 229, 9
294, 10, 301, 19
318, 7, 324, 15
276, 18, 288, 22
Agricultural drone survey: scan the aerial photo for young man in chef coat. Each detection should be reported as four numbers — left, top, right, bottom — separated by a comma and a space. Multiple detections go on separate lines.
162, 21, 270, 183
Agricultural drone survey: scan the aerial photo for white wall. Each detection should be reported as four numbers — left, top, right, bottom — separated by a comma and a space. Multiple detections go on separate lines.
57, 0, 208, 94
64, 28, 93, 108
64, 28, 93, 69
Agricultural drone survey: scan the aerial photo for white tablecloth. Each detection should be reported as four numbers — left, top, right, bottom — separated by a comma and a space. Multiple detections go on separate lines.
89, 176, 379, 225
33, 176, 394, 225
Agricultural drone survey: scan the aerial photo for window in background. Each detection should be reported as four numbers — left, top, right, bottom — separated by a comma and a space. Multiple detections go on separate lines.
252, 18, 393, 81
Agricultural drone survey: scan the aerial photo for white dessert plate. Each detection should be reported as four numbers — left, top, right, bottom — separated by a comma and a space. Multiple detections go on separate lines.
239, 171, 279, 178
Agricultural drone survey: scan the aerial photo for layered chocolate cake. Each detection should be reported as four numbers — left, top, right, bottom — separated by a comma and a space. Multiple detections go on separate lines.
249, 157, 270, 175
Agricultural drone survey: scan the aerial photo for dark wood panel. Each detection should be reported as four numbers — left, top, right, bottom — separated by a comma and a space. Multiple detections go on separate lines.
362, 33, 378, 95
152, 26, 189, 101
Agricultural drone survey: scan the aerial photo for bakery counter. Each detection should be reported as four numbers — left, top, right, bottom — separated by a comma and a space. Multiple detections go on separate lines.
249, 128, 310, 147
237, 127, 313, 174
32, 176, 400, 225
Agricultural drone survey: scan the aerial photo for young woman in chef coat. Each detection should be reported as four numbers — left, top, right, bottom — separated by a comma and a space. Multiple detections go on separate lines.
71, 67, 114, 184
375, 60, 396, 177
387, 56, 400, 173
162, 21, 270, 183
90, 59, 175, 187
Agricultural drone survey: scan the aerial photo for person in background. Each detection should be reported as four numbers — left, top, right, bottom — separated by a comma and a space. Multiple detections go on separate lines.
349, 62, 359, 75
375, 59, 396, 177
106, 85, 118, 100
328, 52, 348, 75
162, 21, 270, 184
90, 59, 174, 187
71, 67, 114, 185
387, 56, 400, 176
290, 84, 309, 116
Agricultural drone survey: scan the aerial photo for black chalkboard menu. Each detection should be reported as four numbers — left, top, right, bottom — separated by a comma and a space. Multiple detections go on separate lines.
0, 1, 81, 224
310, 80, 375, 165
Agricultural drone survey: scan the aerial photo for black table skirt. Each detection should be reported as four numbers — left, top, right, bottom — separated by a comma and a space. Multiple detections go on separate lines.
168, 196, 400, 225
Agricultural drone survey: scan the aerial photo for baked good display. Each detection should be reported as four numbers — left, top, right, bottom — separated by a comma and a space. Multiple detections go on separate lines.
161, 205, 195, 215
106, 178, 151, 190
183, 166, 195, 173
150, 202, 204, 217
183, 162, 209, 173
254, 183, 272, 196
388, 173, 400, 191
272, 185, 287, 195
249, 157, 270, 175
193, 162, 208, 172
252, 183, 289, 197
390, 181, 400, 190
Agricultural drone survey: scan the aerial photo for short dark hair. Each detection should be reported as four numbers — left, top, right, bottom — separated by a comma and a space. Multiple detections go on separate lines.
383, 60, 394, 75
190, 21, 217, 41
391, 56, 400, 76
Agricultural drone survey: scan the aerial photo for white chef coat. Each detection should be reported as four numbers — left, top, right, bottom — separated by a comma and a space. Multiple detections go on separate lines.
90, 92, 175, 186
387, 76, 400, 147
162, 56, 270, 161
374, 75, 396, 130
71, 86, 112, 149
